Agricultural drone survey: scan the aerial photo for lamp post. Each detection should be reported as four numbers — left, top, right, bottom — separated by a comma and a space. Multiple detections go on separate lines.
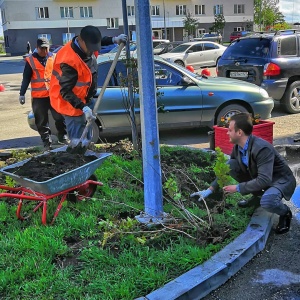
163, 0, 167, 39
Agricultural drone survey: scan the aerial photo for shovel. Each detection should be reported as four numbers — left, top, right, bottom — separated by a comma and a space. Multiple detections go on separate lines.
66, 42, 125, 154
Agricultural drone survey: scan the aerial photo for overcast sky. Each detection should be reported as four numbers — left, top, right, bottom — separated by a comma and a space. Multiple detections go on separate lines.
279, 0, 300, 23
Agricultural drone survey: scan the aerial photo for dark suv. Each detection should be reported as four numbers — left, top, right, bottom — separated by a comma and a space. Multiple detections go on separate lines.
217, 30, 300, 113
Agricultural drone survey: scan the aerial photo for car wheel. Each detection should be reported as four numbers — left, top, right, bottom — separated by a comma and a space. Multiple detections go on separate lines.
216, 104, 250, 124
281, 81, 300, 114
174, 60, 185, 67
91, 121, 100, 143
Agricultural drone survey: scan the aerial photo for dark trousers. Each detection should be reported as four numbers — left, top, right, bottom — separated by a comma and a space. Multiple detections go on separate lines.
32, 97, 66, 145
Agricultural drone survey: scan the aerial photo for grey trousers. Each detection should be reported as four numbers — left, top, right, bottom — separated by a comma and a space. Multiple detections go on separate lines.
229, 159, 289, 216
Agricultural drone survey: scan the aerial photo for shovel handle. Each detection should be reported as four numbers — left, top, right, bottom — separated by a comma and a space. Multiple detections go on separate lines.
93, 42, 126, 114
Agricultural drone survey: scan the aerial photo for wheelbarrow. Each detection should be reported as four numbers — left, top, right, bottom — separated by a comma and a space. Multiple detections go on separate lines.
0, 146, 112, 225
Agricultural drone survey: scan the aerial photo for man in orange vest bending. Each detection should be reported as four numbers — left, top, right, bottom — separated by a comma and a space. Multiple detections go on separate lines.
49, 26, 127, 142
19, 37, 67, 150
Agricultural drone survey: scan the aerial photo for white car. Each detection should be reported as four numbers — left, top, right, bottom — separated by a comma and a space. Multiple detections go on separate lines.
159, 41, 226, 69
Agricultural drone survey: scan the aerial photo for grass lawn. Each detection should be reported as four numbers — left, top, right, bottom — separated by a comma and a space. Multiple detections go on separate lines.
0, 142, 254, 299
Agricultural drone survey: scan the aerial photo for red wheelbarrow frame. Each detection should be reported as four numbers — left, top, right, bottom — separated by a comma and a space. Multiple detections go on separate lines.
0, 179, 103, 225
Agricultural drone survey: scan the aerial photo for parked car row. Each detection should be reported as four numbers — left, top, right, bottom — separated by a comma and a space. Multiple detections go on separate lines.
28, 55, 274, 142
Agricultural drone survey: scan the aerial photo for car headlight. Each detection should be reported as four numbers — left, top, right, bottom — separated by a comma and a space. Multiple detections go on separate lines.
259, 87, 269, 98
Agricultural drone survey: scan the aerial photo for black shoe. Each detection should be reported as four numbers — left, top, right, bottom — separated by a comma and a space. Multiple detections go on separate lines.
57, 135, 69, 145
275, 208, 292, 234
238, 196, 261, 208
44, 143, 53, 151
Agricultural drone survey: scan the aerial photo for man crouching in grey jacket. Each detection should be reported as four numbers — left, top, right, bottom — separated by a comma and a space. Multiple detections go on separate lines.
191, 112, 296, 234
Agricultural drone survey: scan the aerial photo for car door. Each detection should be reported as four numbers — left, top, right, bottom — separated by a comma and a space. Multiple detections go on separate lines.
201, 42, 220, 66
185, 43, 205, 68
95, 61, 141, 133
154, 61, 203, 128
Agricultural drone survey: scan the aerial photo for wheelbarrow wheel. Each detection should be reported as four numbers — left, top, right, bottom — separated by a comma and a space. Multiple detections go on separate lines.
67, 174, 98, 203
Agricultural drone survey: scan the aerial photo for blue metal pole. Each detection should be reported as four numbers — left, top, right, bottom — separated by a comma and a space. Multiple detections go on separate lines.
134, 0, 164, 221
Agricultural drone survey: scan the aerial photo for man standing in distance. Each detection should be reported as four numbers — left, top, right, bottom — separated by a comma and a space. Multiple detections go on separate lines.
19, 37, 67, 150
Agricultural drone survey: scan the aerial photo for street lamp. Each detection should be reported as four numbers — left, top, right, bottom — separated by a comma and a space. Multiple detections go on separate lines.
163, 0, 167, 39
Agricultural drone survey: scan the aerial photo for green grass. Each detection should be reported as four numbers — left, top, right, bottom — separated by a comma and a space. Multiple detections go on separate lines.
0, 145, 254, 299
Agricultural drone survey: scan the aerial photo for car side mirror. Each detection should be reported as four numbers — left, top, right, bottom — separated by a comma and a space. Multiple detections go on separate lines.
181, 76, 194, 85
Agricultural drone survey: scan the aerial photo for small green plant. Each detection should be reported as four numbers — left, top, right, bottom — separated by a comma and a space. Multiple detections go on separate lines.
213, 147, 231, 188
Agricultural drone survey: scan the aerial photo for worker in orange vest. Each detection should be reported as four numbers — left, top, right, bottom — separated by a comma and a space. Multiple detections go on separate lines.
19, 37, 67, 150
50, 26, 127, 141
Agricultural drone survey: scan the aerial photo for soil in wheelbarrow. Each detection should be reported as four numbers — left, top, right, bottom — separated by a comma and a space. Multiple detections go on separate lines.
5, 152, 98, 182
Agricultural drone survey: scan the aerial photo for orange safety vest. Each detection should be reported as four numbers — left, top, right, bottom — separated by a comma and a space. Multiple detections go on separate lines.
44, 54, 56, 90
49, 42, 92, 117
26, 54, 52, 98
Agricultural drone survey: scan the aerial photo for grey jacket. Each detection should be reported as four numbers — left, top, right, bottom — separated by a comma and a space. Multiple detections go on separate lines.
212, 135, 296, 200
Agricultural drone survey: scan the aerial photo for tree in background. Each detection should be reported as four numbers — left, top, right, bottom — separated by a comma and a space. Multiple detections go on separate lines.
254, 0, 286, 31
183, 12, 199, 38
209, 14, 226, 34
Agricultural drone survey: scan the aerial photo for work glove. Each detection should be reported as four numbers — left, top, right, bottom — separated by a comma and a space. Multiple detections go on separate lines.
82, 106, 96, 122
19, 95, 25, 105
190, 189, 212, 200
113, 34, 128, 44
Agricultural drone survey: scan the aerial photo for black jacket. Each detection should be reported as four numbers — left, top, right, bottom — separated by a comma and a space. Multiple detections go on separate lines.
58, 36, 114, 110
212, 135, 296, 200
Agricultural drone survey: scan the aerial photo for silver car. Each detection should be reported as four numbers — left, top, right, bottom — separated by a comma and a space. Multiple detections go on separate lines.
159, 41, 226, 69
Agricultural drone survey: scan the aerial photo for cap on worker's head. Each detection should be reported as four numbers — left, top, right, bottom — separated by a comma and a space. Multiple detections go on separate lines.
186, 65, 194, 73
80, 25, 102, 52
201, 68, 211, 76
37, 37, 49, 48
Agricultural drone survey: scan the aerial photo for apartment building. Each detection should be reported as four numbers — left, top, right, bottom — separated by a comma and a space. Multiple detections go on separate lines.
0, 0, 253, 55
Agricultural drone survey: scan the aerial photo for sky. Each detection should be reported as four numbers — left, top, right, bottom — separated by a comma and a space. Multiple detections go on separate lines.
279, 0, 300, 24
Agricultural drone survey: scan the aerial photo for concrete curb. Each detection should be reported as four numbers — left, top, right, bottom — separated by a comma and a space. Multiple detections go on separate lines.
137, 208, 275, 300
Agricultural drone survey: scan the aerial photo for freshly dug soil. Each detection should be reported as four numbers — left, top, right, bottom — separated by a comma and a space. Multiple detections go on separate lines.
5, 152, 98, 182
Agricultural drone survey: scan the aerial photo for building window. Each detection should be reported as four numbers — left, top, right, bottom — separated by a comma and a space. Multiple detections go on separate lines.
127, 6, 135, 16
176, 5, 187, 16
80, 7, 93, 18
60, 7, 73, 18
151, 6, 160, 16
213, 5, 223, 15
234, 27, 245, 31
63, 33, 75, 44
35, 7, 49, 19
195, 5, 205, 15
234, 4, 245, 14
107, 18, 119, 29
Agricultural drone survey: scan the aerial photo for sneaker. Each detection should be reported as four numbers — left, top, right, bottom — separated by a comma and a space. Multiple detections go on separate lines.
57, 135, 69, 145
44, 143, 53, 151
275, 207, 292, 234
238, 196, 261, 208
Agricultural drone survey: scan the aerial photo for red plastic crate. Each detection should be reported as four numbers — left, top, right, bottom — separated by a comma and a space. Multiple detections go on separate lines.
213, 120, 275, 155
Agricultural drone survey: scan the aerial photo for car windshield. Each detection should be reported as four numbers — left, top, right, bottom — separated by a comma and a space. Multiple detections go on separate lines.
109, 42, 137, 53
221, 38, 271, 59
153, 44, 167, 51
169, 44, 190, 53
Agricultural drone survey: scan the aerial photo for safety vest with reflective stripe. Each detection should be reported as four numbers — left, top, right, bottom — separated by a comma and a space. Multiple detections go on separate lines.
49, 41, 92, 117
26, 54, 52, 98
44, 54, 56, 90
